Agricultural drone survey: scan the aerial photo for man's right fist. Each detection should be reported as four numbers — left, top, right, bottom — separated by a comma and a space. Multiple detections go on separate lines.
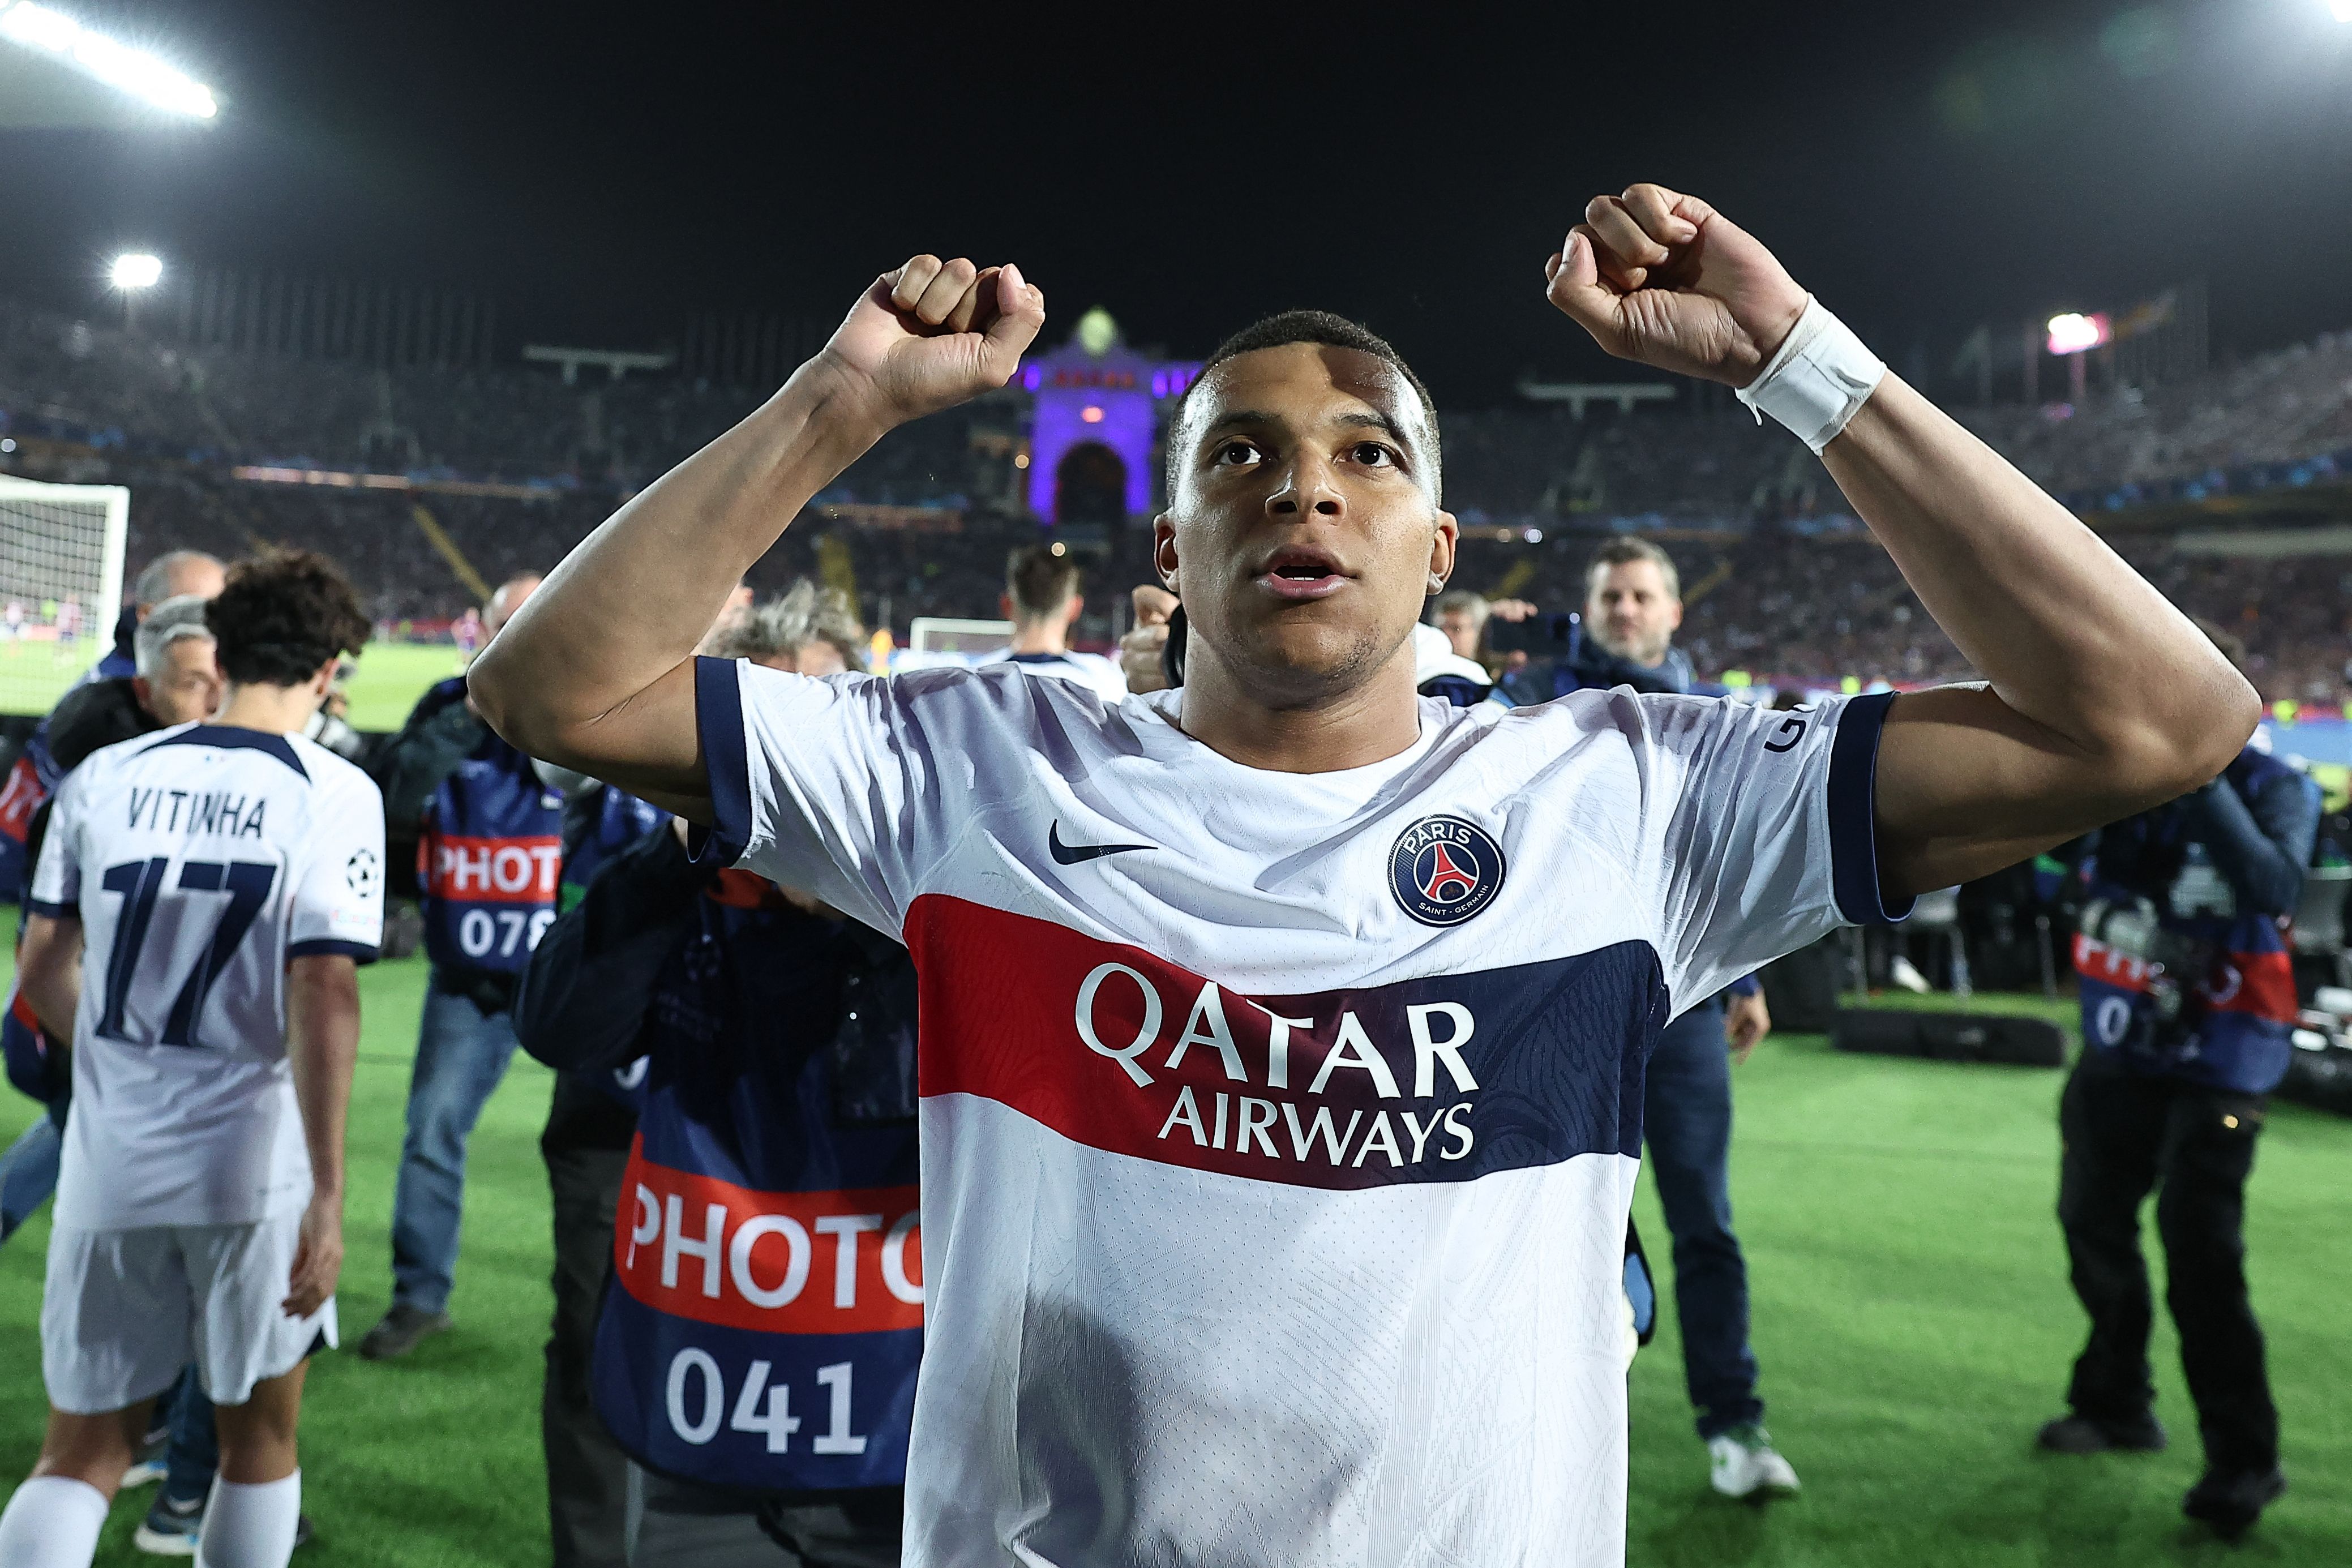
816, 256, 1046, 429
1121, 585, 1179, 693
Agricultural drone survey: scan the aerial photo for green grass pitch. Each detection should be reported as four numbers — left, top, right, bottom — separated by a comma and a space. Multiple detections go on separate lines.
1, 959, 2347, 1564
0, 641, 463, 731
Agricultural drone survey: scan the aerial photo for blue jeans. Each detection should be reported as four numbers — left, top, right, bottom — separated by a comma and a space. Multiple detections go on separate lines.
160, 1371, 218, 1506
0, 1113, 61, 1243
389, 977, 521, 1313
1644, 999, 1765, 1439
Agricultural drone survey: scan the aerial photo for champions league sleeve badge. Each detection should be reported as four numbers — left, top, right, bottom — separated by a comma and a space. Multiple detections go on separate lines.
1388, 815, 1506, 927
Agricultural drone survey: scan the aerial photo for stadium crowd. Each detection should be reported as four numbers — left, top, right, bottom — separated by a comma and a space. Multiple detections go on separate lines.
7, 288, 2352, 709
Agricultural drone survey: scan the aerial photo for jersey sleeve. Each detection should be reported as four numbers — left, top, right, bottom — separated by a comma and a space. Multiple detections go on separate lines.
1639, 689, 1909, 1013
288, 770, 387, 962
693, 656, 1008, 935
25, 768, 84, 919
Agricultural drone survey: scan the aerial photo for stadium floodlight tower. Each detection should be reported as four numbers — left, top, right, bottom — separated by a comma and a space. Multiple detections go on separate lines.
109, 249, 161, 329
0, 2, 218, 118
109, 251, 161, 289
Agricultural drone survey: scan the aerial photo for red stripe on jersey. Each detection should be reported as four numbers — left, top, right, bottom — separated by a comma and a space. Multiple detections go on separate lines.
612, 1137, 922, 1336
903, 894, 1656, 1191
418, 833, 562, 904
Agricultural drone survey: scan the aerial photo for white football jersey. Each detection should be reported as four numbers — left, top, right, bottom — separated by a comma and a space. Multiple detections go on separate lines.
695, 658, 1903, 1567
29, 724, 385, 1231
983, 646, 1129, 704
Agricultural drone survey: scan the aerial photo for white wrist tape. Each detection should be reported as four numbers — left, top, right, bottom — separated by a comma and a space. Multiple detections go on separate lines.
1734, 295, 1886, 454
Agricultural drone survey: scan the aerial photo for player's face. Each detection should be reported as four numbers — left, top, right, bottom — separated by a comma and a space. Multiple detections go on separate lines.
1159, 344, 1454, 704
1584, 560, 1682, 667
140, 637, 225, 726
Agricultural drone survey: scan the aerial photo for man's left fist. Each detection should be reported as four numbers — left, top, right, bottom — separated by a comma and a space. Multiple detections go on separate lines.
1545, 185, 1809, 388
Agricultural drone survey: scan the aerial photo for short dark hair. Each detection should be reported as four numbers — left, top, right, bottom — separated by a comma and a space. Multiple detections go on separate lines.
1006, 544, 1081, 620
1168, 310, 1441, 499
205, 550, 371, 688
1584, 535, 1681, 601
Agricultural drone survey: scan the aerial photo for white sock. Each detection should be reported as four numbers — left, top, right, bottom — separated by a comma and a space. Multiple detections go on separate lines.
194, 1472, 301, 1568
0, 1475, 109, 1567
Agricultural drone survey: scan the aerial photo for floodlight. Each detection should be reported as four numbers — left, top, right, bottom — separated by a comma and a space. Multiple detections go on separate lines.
2046, 312, 2111, 355
2333, 0, 2351, 22
109, 252, 161, 289
0, 2, 218, 119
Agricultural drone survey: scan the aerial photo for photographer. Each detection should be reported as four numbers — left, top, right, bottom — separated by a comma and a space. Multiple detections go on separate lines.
1480, 537, 1790, 1496
2045, 625, 2316, 1539
517, 588, 917, 1567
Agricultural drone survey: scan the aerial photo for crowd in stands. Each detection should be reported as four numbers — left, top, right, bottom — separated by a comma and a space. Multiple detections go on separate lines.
5, 291, 2350, 702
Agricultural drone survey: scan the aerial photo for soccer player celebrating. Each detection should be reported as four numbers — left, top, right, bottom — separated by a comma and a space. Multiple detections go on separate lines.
0, 551, 382, 1568
469, 188, 2257, 1563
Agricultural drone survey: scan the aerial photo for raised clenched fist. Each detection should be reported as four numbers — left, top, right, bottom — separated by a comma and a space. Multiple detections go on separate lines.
1544, 185, 1809, 388
816, 255, 1047, 430
1120, 585, 1179, 694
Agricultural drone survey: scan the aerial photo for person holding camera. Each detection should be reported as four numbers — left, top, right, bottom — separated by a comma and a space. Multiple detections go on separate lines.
2047, 626, 2316, 1540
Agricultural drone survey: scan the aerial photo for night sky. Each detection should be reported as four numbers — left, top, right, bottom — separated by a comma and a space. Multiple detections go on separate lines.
3, 0, 2349, 404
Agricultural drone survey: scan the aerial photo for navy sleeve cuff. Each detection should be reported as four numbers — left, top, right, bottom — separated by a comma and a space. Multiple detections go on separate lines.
691, 655, 751, 870
288, 939, 379, 965
1726, 973, 1762, 998
23, 898, 77, 921
1826, 690, 1913, 926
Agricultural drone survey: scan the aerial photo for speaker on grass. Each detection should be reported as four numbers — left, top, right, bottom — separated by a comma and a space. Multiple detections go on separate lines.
2278, 1044, 2352, 1117
1830, 1008, 2066, 1068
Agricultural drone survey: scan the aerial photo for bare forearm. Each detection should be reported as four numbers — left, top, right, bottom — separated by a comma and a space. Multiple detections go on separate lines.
1824, 375, 2256, 778
469, 364, 885, 782
19, 916, 81, 1044
286, 958, 359, 1201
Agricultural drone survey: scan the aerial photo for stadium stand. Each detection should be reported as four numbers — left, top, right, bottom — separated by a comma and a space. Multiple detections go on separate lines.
4, 292, 2349, 700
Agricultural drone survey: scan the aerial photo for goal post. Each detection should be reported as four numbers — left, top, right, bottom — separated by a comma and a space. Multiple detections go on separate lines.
0, 477, 129, 717
908, 617, 1013, 656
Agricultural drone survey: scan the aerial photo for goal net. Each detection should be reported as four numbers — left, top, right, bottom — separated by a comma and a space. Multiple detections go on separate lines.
0, 478, 128, 717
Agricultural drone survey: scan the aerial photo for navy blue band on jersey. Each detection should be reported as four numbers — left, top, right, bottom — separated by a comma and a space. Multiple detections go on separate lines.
23, 898, 76, 921
1826, 690, 1913, 926
286, 939, 379, 964
138, 726, 310, 781
691, 656, 751, 869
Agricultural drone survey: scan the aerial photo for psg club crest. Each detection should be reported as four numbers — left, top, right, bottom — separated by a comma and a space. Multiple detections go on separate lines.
1388, 815, 1506, 928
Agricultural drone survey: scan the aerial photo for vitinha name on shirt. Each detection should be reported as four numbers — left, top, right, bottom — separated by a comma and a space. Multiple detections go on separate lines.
126, 787, 268, 838
1075, 962, 1480, 1172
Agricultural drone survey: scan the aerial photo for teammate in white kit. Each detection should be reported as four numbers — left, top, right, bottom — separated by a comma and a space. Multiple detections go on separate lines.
472, 187, 2258, 1565
0, 551, 381, 1568
984, 543, 1128, 702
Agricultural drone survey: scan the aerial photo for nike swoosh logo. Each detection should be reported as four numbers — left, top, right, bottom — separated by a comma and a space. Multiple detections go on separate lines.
1049, 822, 1155, 865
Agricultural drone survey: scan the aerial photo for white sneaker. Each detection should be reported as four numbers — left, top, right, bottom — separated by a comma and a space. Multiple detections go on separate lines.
1888, 955, 1933, 993
1708, 1424, 1801, 1499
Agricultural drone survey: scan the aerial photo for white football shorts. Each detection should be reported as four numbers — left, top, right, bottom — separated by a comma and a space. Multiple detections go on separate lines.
41, 1213, 338, 1412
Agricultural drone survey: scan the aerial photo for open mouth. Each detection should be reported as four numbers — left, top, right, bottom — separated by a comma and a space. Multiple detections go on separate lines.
1254, 546, 1351, 602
